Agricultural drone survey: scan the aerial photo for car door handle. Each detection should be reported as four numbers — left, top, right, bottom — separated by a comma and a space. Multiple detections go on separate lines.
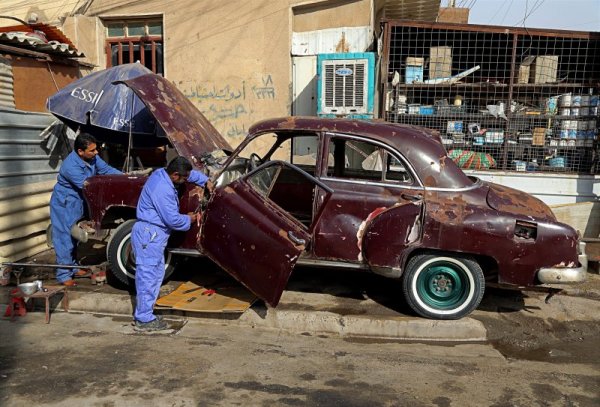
288, 231, 306, 246
401, 193, 423, 202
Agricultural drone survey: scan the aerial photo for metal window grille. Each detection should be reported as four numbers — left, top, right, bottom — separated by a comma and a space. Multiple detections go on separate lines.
381, 21, 600, 174
104, 20, 164, 75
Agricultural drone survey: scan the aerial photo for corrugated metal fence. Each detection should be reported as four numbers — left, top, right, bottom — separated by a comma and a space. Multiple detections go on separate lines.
0, 108, 61, 262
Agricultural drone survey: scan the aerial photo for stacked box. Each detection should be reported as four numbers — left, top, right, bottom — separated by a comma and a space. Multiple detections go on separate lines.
405, 57, 424, 83
429, 47, 452, 79
518, 56, 535, 84
531, 56, 558, 84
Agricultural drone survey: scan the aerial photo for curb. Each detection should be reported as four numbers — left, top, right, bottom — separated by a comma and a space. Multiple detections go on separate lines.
1, 289, 487, 342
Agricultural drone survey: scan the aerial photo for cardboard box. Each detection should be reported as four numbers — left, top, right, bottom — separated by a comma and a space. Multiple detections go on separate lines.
405, 57, 424, 83
531, 55, 558, 84
429, 47, 452, 79
533, 127, 546, 146
518, 56, 535, 84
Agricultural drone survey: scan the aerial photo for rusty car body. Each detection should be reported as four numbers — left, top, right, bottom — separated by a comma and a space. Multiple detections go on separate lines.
79, 73, 587, 319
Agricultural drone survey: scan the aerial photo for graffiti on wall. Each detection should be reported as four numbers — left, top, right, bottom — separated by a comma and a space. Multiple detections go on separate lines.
181, 74, 277, 145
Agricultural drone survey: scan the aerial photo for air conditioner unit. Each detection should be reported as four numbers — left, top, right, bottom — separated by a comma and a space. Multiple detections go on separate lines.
317, 52, 375, 119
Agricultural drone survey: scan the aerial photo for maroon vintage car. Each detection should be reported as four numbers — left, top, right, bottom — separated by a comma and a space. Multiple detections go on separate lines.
79, 73, 587, 319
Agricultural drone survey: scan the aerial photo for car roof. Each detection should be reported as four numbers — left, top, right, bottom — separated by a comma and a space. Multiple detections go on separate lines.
248, 117, 474, 189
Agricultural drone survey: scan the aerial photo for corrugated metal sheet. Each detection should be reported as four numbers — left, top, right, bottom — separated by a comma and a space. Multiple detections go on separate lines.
0, 109, 61, 262
381, 0, 441, 21
0, 32, 85, 58
0, 56, 15, 109
292, 26, 372, 56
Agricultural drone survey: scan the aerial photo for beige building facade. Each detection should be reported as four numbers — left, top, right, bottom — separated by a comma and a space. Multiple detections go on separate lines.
1, 0, 378, 147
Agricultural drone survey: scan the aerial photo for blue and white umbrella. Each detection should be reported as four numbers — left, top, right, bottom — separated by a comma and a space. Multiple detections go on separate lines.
46, 63, 164, 146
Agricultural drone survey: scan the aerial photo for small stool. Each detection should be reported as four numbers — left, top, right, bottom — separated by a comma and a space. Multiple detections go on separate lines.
23, 286, 69, 323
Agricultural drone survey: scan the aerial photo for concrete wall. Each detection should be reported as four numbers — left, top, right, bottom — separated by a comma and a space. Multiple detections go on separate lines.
58, 0, 373, 148
0, 0, 80, 26
293, 0, 372, 32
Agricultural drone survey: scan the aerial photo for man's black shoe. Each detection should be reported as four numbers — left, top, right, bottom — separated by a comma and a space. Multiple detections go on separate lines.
134, 318, 169, 332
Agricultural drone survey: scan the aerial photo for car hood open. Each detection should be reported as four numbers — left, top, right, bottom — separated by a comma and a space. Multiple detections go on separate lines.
116, 74, 232, 165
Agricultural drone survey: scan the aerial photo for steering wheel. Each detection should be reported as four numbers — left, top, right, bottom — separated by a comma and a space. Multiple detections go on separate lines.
248, 153, 262, 170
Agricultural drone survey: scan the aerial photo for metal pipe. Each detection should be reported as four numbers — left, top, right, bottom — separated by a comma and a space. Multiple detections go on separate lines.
1, 262, 95, 269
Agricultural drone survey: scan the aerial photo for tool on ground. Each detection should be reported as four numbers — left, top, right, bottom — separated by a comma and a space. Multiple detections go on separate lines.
182, 286, 203, 294
186, 296, 197, 303
4, 289, 27, 319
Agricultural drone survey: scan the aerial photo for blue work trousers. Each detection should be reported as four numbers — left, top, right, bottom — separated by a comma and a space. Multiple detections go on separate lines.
132, 221, 169, 323
50, 193, 84, 283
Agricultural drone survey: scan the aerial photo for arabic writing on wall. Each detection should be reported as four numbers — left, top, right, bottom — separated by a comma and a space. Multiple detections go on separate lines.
181, 74, 277, 144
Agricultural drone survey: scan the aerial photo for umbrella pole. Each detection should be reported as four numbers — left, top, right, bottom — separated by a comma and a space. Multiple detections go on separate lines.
125, 92, 135, 173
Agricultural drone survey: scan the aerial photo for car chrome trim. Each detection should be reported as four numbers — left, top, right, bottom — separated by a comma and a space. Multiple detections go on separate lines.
325, 132, 424, 187
296, 257, 369, 270
167, 248, 203, 256
537, 265, 587, 284
320, 176, 425, 191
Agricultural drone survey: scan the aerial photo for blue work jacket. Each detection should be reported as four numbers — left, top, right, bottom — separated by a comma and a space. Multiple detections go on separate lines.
136, 168, 208, 234
53, 150, 121, 202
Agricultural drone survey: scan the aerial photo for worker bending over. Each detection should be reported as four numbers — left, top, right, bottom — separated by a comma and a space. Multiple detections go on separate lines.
132, 156, 211, 332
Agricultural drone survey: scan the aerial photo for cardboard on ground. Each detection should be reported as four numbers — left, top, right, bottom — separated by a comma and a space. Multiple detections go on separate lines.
156, 281, 256, 313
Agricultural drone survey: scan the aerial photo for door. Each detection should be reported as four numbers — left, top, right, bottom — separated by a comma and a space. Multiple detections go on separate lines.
292, 56, 317, 116
200, 161, 332, 307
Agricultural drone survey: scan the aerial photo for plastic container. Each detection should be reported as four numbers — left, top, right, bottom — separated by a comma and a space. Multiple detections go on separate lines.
419, 105, 434, 115
548, 157, 566, 167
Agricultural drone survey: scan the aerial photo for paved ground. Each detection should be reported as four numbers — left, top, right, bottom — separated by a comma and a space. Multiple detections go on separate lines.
1, 248, 599, 405
1, 306, 598, 406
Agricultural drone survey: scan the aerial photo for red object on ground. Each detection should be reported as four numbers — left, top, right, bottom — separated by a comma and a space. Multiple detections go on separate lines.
5, 289, 27, 319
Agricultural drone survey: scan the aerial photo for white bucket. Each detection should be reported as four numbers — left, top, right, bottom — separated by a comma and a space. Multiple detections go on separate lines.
572, 95, 582, 107
559, 94, 572, 107
560, 120, 571, 138
571, 107, 580, 116
560, 108, 570, 116
581, 95, 590, 106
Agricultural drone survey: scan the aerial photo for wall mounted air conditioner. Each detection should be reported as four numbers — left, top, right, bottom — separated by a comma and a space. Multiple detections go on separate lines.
317, 52, 375, 119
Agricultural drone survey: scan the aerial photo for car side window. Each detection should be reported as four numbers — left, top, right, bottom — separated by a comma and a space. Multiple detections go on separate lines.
326, 137, 412, 183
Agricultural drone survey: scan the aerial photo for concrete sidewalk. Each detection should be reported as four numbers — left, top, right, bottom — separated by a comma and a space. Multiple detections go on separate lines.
0, 282, 487, 342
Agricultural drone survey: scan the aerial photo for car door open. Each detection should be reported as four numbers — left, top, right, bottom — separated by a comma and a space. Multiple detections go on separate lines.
200, 161, 332, 307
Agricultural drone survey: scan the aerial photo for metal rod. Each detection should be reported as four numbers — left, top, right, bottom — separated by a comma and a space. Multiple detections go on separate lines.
1, 262, 94, 269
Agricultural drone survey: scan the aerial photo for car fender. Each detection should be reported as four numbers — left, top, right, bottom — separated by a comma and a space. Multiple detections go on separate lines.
359, 200, 423, 278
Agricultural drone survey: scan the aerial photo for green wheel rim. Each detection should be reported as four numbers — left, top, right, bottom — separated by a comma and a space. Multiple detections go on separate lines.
416, 261, 470, 310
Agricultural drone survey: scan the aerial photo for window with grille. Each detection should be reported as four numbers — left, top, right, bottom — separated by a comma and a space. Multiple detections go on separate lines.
104, 19, 163, 75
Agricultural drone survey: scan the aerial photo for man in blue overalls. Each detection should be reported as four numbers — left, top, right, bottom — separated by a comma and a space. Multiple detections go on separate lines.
50, 133, 121, 286
132, 156, 210, 331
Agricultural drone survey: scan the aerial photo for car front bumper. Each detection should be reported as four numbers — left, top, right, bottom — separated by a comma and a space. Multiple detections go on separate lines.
537, 241, 588, 285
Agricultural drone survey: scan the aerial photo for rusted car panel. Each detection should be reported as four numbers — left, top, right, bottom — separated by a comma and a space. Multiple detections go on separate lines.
83, 175, 146, 227
73, 70, 586, 319
200, 181, 309, 307
116, 74, 232, 164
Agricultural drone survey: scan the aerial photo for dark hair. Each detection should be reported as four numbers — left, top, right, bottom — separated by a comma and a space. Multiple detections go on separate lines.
166, 156, 192, 175
74, 133, 97, 152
